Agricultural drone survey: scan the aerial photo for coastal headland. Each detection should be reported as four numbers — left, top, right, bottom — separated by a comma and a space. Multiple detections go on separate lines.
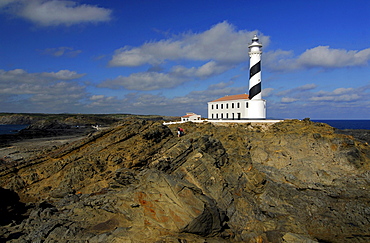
0, 114, 369, 242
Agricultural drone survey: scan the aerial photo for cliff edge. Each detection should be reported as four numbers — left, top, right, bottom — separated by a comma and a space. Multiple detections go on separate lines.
0, 119, 369, 242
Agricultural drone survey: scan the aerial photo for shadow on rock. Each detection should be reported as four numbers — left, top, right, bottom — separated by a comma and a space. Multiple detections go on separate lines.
0, 187, 28, 226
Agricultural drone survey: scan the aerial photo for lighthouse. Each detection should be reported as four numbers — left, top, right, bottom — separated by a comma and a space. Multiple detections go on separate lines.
207, 34, 267, 120
248, 35, 266, 119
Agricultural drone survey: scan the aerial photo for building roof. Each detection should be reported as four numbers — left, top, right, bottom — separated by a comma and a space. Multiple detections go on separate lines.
209, 94, 249, 102
181, 113, 200, 117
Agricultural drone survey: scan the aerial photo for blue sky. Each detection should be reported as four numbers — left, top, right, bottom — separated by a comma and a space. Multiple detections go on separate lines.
0, 0, 369, 119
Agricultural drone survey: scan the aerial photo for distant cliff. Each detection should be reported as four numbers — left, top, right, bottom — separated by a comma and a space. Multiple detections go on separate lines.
0, 113, 123, 125
1, 119, 369, 242
0, 114, 39, 125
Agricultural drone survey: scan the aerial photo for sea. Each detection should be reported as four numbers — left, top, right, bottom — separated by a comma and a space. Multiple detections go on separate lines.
0, 124, 29, 135
312, 120, 370, 130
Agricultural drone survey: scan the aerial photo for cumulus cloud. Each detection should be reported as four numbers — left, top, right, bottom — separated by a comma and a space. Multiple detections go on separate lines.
0, 0, 17, 8
0, 69, 86, 96
100, 72, 188, 91
100, 61, 234, 90
123, 81, 248, 115
281, 97, 298, 103
102, 22, 270, 91
109, 21, 269, 67
90, 79, 248, 115
40, 47, 82, 57
41, 70, 85, 80
0, 0, 112, 26
298, 46, 370, 68
208, 81, 234, 90
0, 69, 87, 112
266, 46, 370, 72
276, 83, 317, 96
262, 87, 274, 97
309, 88, 361, 102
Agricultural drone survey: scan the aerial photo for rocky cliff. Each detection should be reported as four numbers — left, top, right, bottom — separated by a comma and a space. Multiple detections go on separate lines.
0, 119, 369, 242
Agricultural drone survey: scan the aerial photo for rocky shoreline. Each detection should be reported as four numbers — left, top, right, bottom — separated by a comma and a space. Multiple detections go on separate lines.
0, 119, 369, 242
335, 128, 370, 144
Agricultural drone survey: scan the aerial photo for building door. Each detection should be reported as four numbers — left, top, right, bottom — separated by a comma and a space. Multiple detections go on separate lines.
237, 113, 241, 120
232, 113, 234, 120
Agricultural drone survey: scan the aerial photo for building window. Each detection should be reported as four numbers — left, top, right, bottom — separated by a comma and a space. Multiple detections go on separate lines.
226, 113, 228, 119
216, 114, 218, 119
212, 114, 214, 119
212, 104, 214, 109
237, 103, 240, 108
246, 102, 248, 108
232, 103, 234, 109
216, 104, 218, 109
226, 104, 228, 109
221, 104, 223, 109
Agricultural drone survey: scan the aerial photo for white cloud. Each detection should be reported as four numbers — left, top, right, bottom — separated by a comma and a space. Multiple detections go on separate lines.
41, 70, 85, 80
262, 88, 274, 97
28, 81, 86, 104
90, 95, 105, 101
101, 72, 188, 91
0, 0, 112, 27
103, 22, 270, 91
104, 22, 270, 91
309, 88, 361, 102
208, 81, 234, 90
266, 46, 370, 72
109, 21, 269, 67
0, 0, 17, 8
281, 97, 298, 103
100, 61, 234, 91
2, 68, 367, 117
40, 47, 82, 57
91, 80, 249, 115
298, 46, 370, 68
309, 94, 361, 102
0, 68, 88, 113
0, 68, 85, 94
276, 83, 317, 96
171, 61, 233, 79
297, 83, 318, 91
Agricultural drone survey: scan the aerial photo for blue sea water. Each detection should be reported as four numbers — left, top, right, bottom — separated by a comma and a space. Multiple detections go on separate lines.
0, 124, 29, 135
312, 120, 370, 130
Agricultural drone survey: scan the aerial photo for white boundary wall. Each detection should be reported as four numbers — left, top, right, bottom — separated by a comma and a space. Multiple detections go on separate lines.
163, 119, 283, 125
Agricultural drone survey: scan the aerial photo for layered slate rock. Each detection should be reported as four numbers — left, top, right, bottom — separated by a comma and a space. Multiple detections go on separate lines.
0, 119, 369, 242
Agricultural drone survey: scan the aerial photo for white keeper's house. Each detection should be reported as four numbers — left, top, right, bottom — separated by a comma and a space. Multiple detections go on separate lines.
181, 112, 201, 122
208, 35, 266, 120
208, 94, 264, 120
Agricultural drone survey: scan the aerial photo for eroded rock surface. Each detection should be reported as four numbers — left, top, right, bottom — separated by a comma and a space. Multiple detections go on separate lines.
0, 119, 369, 242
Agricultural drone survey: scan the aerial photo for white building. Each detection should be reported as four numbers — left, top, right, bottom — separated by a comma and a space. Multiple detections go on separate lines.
208, 94, 258, 120
208, 35, 266, 120
181, 112, 201, 122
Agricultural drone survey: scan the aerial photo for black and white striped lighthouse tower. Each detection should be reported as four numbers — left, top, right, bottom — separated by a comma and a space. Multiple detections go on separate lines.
248, 35, 266, 119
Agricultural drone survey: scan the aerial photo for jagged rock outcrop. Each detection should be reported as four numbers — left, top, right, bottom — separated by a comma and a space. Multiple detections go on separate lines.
0, 119, 369, 242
